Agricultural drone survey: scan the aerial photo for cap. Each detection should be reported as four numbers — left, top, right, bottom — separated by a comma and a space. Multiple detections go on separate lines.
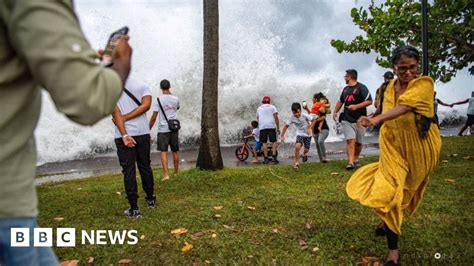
383, 71, 394, 79
262, 96, 271, 103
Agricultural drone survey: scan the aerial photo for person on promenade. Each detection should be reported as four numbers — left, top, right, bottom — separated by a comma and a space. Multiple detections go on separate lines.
113, 78, 155, 218
304, 93, 330, 163
256, 96, 280, 164
348, 45, 442, 265
0, 1, 131, 264
149, 79, 180, 181
451, 91, 474, 136
332, 69, 373, 170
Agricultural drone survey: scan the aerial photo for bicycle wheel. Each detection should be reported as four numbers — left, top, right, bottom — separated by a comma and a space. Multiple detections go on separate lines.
235, 146, 249, 161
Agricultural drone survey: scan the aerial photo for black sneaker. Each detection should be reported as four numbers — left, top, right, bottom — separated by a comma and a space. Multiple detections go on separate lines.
272, 157, 279, 164
354, 160, 361, 167
123, 208, 141, 218
302, 155, 308, 162
346, 164, 356, 170
263, 157, 270, 164
146, 197, 156, 209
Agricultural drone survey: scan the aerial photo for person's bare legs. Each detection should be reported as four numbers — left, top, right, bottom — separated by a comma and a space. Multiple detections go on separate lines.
346, 139, 355, 165
354, 142, 363, 161
160, 151, 169, 181
251, 150, 258, 163
172, 151, 179, 176
272, 141, 278, 157
458, 123, 468, 136
294, 143, 301, 167
263, 143, 269, 158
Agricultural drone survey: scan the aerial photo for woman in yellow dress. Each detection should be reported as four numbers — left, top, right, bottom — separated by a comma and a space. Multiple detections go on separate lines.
348, 45, 441, 265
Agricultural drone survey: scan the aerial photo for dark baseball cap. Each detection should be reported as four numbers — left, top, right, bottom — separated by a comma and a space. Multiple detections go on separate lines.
383, 71, 394, 79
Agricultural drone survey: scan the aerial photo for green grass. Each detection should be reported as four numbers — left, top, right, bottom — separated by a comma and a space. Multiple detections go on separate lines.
37, 136, 474, 265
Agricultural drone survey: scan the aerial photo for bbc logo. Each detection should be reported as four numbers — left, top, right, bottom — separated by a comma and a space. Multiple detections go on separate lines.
11, 228, 139, 247
11, 228, 76, 247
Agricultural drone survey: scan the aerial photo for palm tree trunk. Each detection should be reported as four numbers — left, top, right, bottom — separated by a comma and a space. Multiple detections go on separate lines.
196, 0, 223, 170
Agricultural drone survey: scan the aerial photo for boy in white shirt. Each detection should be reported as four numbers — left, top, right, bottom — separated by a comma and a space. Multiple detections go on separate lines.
244, 120, 261, 163
281, 102, 316, 169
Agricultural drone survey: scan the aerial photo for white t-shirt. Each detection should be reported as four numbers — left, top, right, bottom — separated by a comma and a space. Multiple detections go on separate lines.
252, 128, 260, 142
285, 113, 315, 137
467, 97, 474, 115
114, 78, 152, 138
152, 94, 180, 133
256, 104, 278, 130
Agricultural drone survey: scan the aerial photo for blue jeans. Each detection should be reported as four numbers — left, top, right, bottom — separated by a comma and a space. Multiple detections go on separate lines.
0, 218, 58, 266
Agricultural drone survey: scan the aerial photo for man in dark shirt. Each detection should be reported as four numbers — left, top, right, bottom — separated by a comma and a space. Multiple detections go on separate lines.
333, 69, 372, 170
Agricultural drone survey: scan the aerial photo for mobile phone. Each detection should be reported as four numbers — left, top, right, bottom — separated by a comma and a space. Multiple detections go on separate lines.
102, 26, 129, 66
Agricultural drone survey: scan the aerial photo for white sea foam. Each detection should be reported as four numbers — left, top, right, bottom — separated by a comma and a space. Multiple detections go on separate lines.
34, 1, 467, 164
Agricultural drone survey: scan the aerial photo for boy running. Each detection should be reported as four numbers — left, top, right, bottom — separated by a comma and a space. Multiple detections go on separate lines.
281, 102, 315, 168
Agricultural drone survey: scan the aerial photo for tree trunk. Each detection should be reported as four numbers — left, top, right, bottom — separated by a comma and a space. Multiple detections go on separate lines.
196, 0, 223, 170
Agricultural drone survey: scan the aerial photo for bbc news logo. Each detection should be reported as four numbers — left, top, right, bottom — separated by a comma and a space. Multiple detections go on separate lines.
11, 228, 138, 247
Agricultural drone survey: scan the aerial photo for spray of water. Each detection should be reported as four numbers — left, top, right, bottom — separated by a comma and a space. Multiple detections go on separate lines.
34, 1, 465, 164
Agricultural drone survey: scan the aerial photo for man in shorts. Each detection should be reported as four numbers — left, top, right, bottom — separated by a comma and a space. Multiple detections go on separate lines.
256, 96, 280, 164
333, 69, 372, 170
149, 79, 180, 181
451, 91, 474, 136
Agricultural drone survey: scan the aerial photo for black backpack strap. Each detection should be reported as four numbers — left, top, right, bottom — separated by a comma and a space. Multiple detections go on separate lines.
123, 88, 141, 106
157, 97, 169, 122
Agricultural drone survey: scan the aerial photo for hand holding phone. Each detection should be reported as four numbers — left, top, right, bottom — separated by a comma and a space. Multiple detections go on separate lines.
102, 26, 129, 66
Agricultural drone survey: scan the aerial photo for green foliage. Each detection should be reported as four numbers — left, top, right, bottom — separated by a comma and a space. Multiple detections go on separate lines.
37, 136, 474, 264
331, 0, 474, 83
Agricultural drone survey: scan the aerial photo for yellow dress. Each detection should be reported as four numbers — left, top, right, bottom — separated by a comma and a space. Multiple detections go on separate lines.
346, 76, 442, 235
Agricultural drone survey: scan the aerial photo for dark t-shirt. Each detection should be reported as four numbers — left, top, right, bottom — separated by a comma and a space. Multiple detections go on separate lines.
313, 114, 329, 134
339, 82, 372, 123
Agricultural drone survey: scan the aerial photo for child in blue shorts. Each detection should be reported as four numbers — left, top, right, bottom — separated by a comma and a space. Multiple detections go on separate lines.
244, 120, 261, 163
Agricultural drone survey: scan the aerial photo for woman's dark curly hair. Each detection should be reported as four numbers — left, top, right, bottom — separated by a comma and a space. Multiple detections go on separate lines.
391, 45, 420, 64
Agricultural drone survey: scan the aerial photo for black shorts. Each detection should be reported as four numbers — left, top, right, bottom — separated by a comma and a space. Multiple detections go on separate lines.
259, 128, 277, 143
467, 114, 474, 126
296, 135, 312, 149
157, 132, 179, 152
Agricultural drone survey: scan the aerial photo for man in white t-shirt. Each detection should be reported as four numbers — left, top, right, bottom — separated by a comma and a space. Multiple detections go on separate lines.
113, 78, 155, 218
256, 96, 280, 164
149, 79, 180, 181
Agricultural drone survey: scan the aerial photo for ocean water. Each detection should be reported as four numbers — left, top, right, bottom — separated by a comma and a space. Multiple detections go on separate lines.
34, 1, 469, 165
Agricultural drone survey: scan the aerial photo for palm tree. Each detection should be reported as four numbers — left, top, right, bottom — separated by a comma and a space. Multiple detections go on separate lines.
196, 0, 223, 170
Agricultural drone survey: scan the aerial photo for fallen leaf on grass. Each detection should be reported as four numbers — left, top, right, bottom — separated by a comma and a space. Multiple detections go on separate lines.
223, 225, 236, 231
191, 231, 205, 240
373, 262, 380, 266
247, 206, 256, 210
331, 172, 340, 176
299, 239, 308, 250
116, 192, 121, 195
445, 179, 455, 184
247, 255, 254, 259
361, 256, 378, 264
77, 188, 82, 191
140, 235, 145, 240
272, 228, 278, 233
53, 217, 64, 222
86, 257, 94, 264
211, 233, 217, 238
205, 260, 211, 264
312, 247, 320, 254
181, 243, 193, 252
213, 205, 224, 210
214, 214, 222, 218
60, 260, 79, 266
464, 156, 471, 160
441, 160, 449, 163
305, 223, 312, 229
171, 228, 188, 235
453, 154, 458, 157
118, 259, 132, 264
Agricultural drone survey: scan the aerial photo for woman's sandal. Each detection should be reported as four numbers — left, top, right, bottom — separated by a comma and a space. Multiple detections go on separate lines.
375, 222, 387, 237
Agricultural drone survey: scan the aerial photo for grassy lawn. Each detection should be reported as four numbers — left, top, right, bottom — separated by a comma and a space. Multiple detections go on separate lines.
37, 136, 474, 265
